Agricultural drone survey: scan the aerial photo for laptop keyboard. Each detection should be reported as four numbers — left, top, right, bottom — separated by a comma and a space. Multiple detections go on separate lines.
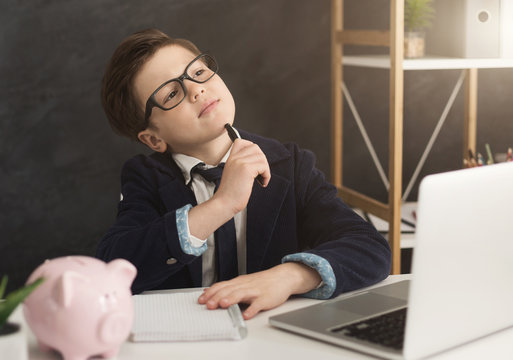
331, 307, 407, 350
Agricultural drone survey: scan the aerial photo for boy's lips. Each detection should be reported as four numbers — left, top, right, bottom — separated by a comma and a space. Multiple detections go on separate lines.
199, 99, 219, 118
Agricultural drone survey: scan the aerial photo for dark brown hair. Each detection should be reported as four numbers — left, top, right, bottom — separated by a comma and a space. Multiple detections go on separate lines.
101, 29, 201, 141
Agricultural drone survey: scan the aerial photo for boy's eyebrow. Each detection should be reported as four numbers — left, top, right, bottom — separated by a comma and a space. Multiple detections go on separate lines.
155, 57, 196, 85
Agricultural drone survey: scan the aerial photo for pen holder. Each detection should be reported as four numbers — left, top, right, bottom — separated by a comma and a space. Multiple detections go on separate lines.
465, 146, 513, 168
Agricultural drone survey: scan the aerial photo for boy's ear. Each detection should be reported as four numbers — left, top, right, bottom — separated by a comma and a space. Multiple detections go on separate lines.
137, 130, 168, 153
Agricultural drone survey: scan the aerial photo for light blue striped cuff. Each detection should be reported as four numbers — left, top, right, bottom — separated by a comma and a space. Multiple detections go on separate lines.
176, 204, 207, 256
282, 253, 336, 299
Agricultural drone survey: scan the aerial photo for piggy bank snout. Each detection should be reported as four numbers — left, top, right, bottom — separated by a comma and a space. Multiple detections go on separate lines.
99, 312, 133, 345
107, 259, 137, 287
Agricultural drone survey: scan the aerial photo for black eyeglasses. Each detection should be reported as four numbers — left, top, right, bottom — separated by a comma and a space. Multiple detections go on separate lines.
143, 53, 218, 126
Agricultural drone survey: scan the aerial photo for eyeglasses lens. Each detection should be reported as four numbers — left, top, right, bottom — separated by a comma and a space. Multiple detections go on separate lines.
155, 55, 217, 110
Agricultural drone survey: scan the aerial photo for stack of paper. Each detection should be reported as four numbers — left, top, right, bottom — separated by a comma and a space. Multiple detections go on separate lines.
131, 290, 247, 342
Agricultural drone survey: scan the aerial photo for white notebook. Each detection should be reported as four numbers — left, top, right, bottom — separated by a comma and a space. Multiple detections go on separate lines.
131, 290, 247, 342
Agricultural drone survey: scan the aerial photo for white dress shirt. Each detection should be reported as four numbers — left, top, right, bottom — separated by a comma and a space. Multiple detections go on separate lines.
172, 148, 247, 287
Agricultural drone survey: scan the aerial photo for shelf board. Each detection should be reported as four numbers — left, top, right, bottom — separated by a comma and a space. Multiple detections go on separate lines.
343, 55, 513, 70
353, 203, 417, 249
384, 233, 415, 249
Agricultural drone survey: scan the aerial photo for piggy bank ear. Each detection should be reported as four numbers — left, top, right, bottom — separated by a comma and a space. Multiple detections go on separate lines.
107, 259, 137, 287
52, 271, 89, 308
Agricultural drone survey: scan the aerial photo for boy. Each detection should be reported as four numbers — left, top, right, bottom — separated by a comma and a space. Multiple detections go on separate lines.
98, 29, 391, 320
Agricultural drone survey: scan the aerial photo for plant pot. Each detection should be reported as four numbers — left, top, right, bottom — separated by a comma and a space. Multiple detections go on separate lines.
404, 31, 425, 58
0, 322, 28, 360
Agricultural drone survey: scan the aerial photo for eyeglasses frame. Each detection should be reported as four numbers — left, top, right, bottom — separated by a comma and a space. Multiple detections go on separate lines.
143, 53, 218, 126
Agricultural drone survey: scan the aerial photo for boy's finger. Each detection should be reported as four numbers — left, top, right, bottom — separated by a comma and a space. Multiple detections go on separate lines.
217, 289, 251, 309
242, 299, 264, 320
258, 165, 271, 187
230, 138, 255, 153
198, 281, 230, 304
229, 142, 263, 161
206, 288, 241, 309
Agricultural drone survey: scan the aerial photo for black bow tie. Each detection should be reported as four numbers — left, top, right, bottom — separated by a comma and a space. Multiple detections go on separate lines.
191, 163, 225, 190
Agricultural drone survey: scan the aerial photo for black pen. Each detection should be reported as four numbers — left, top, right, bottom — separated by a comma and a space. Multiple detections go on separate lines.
225, 123, 239, 142
224, 123, 265, 186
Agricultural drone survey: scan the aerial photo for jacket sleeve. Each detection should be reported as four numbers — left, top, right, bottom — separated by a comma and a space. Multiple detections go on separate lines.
292, 145, 392, 297
96, 156, 197, 294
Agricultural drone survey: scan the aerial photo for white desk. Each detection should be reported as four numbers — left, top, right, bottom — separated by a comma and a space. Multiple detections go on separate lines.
12, 275, 513, 360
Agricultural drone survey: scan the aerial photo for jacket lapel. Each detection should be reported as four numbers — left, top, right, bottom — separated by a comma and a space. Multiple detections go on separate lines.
150, 152, 203, 287
246, 173, 290, 273
151, 152, 199, 210
239, 130, 292, 273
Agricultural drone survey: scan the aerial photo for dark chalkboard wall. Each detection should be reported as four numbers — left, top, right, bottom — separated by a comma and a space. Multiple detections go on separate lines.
1, 0, 512, 291
0, 0, 331, 291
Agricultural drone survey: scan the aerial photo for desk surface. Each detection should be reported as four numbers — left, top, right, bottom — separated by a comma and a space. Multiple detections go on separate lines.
13, 275, 513, 360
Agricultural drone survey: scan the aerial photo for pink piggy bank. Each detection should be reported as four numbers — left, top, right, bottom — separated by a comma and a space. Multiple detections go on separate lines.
23, 256, 137, 360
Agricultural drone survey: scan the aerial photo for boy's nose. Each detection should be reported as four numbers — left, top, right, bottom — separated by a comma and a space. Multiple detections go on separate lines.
187, 81, 205, 102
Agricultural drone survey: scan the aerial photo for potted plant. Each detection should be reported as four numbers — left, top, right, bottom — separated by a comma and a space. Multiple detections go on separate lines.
404, 0, 435, 58
0, 275, 44, 360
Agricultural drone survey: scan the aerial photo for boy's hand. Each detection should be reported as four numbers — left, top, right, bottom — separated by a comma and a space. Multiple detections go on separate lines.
187, 139, 270, 240
214, 139, 271, 215
197, 262, 322, 320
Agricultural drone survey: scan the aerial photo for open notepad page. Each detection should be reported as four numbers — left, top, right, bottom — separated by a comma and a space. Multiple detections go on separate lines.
131, 290, 247, 342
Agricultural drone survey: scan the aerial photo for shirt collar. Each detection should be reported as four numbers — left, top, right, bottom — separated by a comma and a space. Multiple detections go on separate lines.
172, 146, 232, 185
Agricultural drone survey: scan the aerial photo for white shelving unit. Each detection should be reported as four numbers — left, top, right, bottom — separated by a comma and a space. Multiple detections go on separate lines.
343, 55, 513, 70
342, 55, 513, 203
330, 0, 513, 274
354, 202, 417, 249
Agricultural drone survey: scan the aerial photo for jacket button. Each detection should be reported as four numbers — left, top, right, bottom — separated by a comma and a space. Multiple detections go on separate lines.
166, 258, 177, 265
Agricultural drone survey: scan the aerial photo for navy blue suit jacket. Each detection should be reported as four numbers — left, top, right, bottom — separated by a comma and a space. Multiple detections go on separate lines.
96, 130, 391, 295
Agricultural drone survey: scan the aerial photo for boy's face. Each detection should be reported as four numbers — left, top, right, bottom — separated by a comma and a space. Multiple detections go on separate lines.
134, 45, 235, 154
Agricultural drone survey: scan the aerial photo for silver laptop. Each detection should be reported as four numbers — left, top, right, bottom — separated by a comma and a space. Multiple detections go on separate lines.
270, 162, 513, 359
